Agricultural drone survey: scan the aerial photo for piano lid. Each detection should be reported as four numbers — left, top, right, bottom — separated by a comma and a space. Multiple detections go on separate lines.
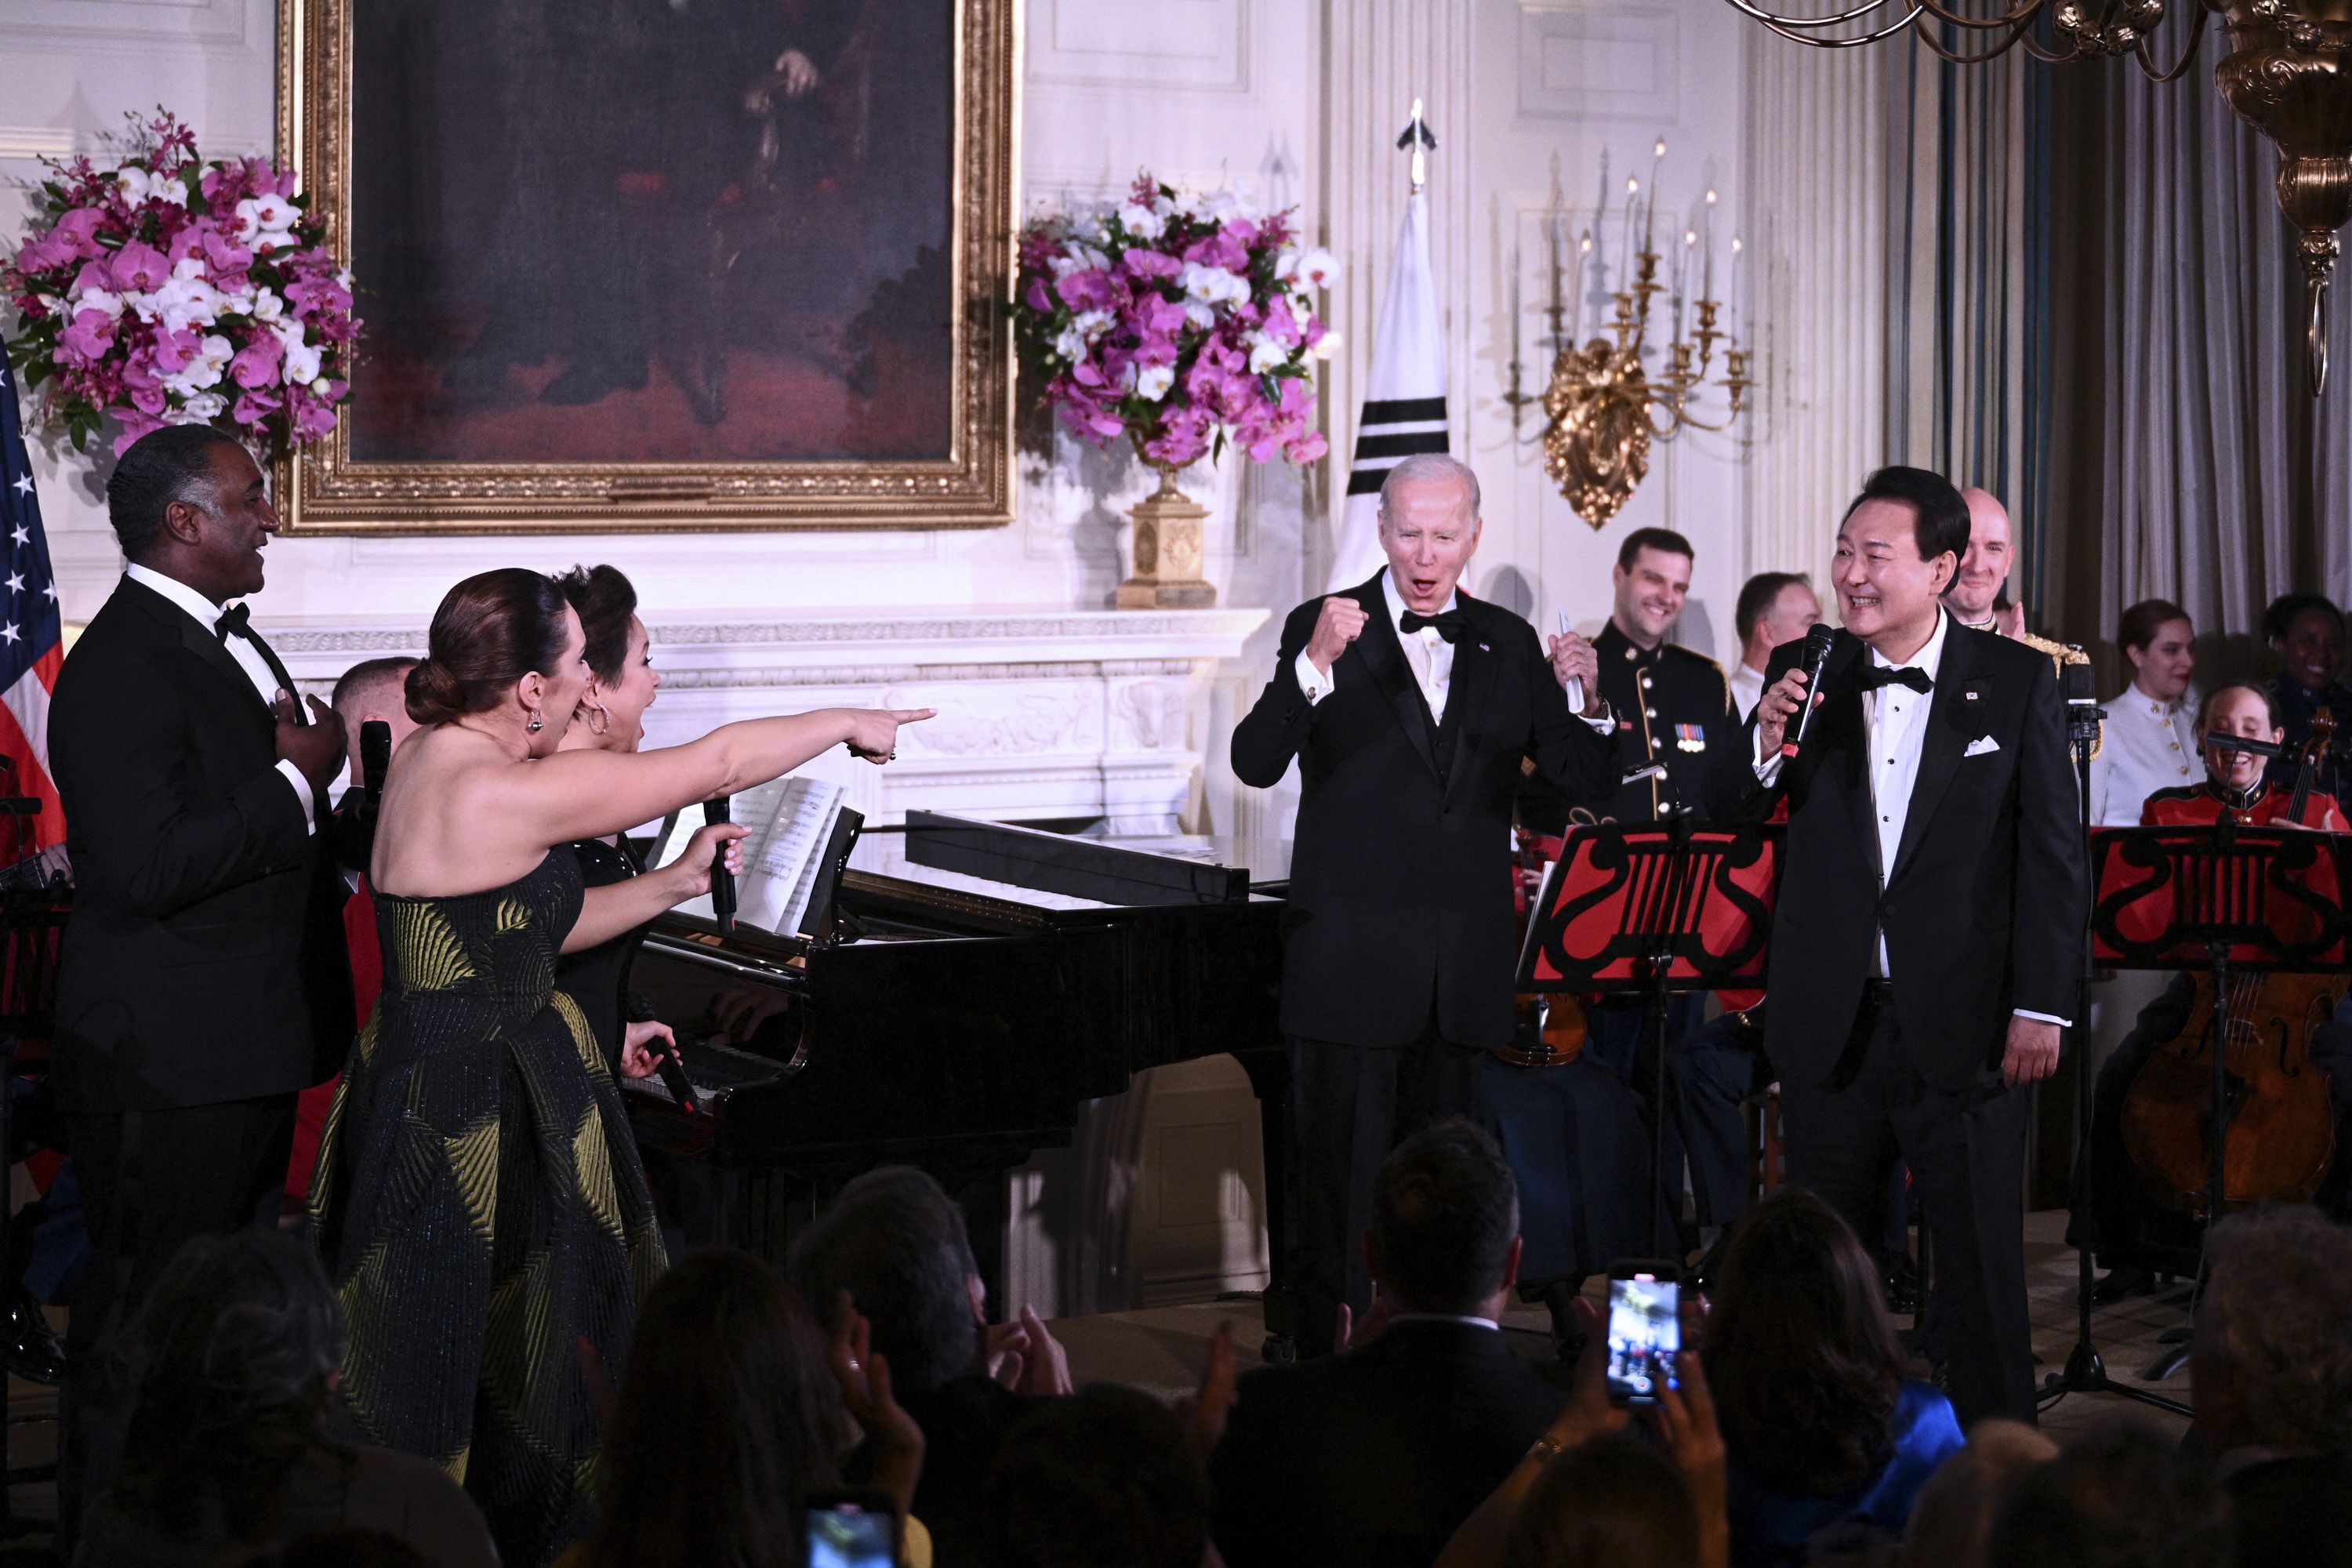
844, 815, 1287, 927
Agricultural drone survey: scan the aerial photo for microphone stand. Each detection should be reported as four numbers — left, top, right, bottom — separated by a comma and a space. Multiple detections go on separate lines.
2040, 681, 2192, 1418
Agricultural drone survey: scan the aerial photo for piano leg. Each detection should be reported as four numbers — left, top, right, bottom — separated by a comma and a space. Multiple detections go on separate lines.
1236, 1049, 1297, 1363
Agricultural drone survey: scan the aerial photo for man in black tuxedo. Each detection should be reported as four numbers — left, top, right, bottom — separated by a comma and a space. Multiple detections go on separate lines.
1708, 465, 2082, 1425
1208, 1120, 1565, 1568
1232, 452, 1616, 1358
50, 425, 350, 1529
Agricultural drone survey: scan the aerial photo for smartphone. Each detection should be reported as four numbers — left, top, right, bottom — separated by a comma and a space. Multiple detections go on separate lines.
1604, 1260, 1682, 1406
804, 1491, 899, 1568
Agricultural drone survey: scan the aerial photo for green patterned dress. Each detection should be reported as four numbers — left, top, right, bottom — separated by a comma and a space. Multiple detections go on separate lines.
310, 850, 666, 1568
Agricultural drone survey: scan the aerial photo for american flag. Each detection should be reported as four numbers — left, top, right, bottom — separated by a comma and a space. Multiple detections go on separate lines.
0, 354, 65, 851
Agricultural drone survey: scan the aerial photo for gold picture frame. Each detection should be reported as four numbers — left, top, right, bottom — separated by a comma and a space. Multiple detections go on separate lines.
273, 0, 1018, 534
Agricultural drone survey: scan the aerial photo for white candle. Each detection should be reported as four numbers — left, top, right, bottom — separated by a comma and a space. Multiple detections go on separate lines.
1575, 232, 1592, 340
1645, 139, 1665, 256
1703, 189, 1718, 302
1680, 230, 1697, 341
1730, 236, 1744, 340
1510, 227, 1523, 368
1620, 176, 1639, 292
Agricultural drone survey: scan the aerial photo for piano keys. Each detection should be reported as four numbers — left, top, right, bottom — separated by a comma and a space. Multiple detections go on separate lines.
621, 813, 1298, 1344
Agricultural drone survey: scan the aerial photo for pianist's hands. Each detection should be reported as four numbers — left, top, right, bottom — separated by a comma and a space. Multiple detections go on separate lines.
829, 1291, 926, 1515
619, 1020, 675, 1080
845, 706, 937, 764
655, 822, 747, 906
986, 1305, 1073, 1397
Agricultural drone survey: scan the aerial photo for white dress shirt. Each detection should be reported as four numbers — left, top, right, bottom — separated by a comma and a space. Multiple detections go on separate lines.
1294, 570, 1612, 735
1730, 662, 1769, 723
125, 564, 315, 832
2089, 684, 2202, 826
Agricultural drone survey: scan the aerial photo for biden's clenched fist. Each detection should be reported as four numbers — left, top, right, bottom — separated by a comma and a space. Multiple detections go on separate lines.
1304, 596, 1370, 676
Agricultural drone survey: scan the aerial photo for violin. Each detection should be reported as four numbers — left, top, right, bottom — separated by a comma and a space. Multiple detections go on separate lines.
2119, 710, 2343, 1219
1494, 825, 1588, 1067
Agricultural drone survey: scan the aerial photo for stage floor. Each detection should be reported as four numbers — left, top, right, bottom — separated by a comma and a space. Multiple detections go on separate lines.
0, 1213, 2193, 1559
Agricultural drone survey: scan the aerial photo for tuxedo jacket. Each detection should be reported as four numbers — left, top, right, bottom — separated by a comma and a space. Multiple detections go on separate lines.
50, 577, 353, 1112
1705, 622, 2084, 1093
1207, 1319, 1566, 1568
1232, 576, 1616, 1048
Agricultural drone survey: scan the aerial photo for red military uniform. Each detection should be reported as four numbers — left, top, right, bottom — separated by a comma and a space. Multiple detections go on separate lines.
2141, 779, 2347, 830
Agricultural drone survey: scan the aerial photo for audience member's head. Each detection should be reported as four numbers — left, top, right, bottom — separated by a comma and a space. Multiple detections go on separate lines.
270, 1528, 432, 1568
2117, 599, 2195, 704
1367, 1118, 1523, 1319
554, 564, 661, 753
986, 1385, 1210, 1568
1611, 527, 1696, 650
108, 1230, 347, 1541
405, 568, 584, 757
1897, 1419, 2058, 1568
586, 1248, 845, 1568
330, 656, 420, 789
2265, 592, 2346, 693
1984, 1424, 2230, 1568
1837, 467, 1969, 655
2194, 1203, 2352, 1457
1703, 1188, 1905, 1499
789, 1164, 986, 1395
1735, 572, 1820, 670
105, 424, 272, 601
1502, 1436, 1700, 1568
1944, 488, 2013, 624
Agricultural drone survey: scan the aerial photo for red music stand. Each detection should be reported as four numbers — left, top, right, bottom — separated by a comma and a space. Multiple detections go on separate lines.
1515, 820, 1783, 1251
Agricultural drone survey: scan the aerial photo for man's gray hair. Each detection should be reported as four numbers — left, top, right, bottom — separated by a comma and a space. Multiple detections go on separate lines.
2207, 1204, 2352, 1451
786, 1164, 984, 1393
1377, 452, 1481, 522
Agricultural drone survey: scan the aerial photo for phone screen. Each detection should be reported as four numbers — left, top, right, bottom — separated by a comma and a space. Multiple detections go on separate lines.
1605, 1271, 1681, 1405
806, 1501, 898, 1568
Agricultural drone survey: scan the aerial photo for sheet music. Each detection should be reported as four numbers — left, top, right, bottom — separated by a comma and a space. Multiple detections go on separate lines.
739, 779, 843, 934
650, 773, 813, 929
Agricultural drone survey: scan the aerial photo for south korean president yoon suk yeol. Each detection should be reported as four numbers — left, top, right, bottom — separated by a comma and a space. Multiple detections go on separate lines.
1230, 452, 1618, 1359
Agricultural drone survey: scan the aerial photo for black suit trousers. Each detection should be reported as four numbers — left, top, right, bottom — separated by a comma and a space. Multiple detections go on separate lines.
1777, 987, 2034, 1427
1287, 1023, 1477, 1358
60, 1094, 296, 1538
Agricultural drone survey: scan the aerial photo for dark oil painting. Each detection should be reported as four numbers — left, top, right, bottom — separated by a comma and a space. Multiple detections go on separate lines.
346, 0, 955, 465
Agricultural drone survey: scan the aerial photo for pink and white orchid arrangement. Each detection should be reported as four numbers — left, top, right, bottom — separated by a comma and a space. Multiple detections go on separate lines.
2, 111, 358, 459
1013, 175, 1334, 472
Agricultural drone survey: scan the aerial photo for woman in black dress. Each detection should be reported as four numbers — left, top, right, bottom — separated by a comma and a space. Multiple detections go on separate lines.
550, 565, 673, 1080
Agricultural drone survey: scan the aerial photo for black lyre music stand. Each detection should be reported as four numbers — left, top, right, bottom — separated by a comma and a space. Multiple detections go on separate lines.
1515, 818, 1783, 1254
2082, 822, 2350, 1402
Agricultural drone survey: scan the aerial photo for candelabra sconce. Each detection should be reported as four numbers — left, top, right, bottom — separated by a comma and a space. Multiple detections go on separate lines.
1539, 245, 1754, 530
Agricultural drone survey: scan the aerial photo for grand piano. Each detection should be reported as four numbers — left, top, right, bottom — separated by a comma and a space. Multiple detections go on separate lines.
622, 811, 1298, 1341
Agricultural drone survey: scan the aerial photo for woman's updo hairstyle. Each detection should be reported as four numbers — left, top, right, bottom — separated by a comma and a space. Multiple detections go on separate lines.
553, 564, 639, 687
406, 568, 572, 725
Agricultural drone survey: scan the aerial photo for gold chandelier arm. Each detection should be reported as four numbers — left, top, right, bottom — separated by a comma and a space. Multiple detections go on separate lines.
1909, 11, 2039, 62
2133, 5, 2211, 82
1719, 0, 1913, 29
1907, 0, 2052, 31
1722, 0, 1927, 47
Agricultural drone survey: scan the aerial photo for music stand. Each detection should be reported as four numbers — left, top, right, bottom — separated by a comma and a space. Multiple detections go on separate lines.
2081, 822, 2350, 1397
1515, 818, 1782, 1254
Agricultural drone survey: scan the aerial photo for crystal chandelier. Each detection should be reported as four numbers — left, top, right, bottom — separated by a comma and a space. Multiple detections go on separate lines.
1722, 0, 2352, 395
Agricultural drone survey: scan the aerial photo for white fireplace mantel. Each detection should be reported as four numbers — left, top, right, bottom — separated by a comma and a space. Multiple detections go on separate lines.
267, 604, 1270, 835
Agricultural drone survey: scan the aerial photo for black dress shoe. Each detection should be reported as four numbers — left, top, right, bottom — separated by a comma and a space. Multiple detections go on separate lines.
2090, 1265, 2157, 1305
5, 1284, 62, 1385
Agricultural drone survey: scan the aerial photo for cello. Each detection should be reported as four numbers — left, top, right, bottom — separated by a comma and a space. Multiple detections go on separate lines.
2119, 712, 2343, 1220
1495, 824, 1588, 1066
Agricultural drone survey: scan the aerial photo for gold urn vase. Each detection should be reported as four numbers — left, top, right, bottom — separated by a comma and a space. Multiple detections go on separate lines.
1115, 458, 1217, 609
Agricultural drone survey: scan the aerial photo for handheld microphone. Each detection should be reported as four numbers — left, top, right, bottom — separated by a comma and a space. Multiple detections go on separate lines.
360, 720, 392, 803
1777, 623, 1838, 760
1555, 611, 1586, 715
653, 1039, 699, 1116
702, 797, 737, 933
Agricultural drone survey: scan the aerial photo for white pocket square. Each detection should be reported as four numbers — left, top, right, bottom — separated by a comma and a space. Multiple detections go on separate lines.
1964, 735, 2002, 758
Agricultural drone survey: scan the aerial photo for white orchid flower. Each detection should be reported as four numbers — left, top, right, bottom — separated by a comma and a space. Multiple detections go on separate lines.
1135, 364, 1175, 401
1118, 203, 1164, 240
1246, 332, 1289, 374
247, 288, 286, 324
176, 390, 226, 422
73, 289, 125, 322
276, 321, 323, 386
1051, 322, 1089, 361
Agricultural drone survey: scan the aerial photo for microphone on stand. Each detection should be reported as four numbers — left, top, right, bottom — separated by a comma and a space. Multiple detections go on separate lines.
1778, 623, 1838, 760
2205, 731, 2288, 760
2063, 658, 2103, 749
703, 797, 737, 933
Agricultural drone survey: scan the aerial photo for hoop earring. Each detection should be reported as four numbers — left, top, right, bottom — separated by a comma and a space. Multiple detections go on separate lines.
585, 704, 611, 738
526, 710, 544, 734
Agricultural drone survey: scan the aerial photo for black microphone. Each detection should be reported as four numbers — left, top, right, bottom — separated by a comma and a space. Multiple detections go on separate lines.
361, 720, 392, 804
653, 1040, 699, 1116
1777, 623, 1838, 760
2206, 731, 2288, 760
702, 797, 737, 932
2063, 659, 2103, 746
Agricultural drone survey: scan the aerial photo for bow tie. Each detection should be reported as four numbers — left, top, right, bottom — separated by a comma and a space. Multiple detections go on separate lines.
214, 603, 256, 641
1857, 664, 1933, 695
1399, 608, 1465, 644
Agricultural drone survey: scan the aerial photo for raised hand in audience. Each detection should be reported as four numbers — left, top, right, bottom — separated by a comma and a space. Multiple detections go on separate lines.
1652, 1347, 1729, 1568
987, 1305, 1075, 1396
1175, 1319, 1239, 1460
829, 1290, 926, 1516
